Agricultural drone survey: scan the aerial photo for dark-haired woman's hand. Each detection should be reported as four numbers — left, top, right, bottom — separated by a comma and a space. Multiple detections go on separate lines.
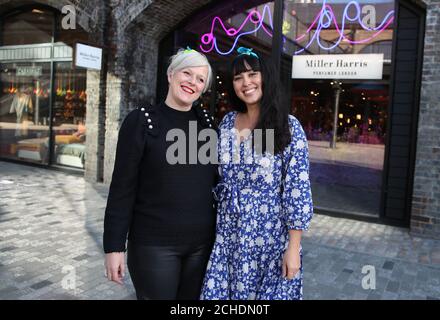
282, 245, 301, 280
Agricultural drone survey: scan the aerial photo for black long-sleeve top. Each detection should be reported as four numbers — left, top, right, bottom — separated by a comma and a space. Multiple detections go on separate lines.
103, 102, 218, 253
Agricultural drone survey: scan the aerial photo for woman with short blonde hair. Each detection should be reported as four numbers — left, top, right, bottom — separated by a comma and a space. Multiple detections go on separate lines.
104, 48, 217, 300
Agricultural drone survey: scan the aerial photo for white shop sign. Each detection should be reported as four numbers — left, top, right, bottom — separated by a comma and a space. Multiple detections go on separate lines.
75, 43, 102, 70
16, 66, 42, 77
292, 54, 384, 80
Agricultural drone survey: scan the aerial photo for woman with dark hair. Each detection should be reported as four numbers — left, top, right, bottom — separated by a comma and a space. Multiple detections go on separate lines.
200, 48, 313, 300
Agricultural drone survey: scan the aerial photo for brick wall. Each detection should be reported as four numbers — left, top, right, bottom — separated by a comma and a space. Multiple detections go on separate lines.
411, 0, 440, 238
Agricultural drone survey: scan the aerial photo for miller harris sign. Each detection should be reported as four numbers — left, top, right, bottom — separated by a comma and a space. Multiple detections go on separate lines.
74, 43, 102, 70
292, 54, 384, 80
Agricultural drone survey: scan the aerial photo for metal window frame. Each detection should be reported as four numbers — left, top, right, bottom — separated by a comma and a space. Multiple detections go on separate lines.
379, 0, 427, 227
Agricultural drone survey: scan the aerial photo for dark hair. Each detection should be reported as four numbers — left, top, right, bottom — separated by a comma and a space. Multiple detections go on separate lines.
228, 53, 291, 155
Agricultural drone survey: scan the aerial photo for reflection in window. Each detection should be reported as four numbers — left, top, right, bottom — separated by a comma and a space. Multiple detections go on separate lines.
282, 0, 394, 56
0, 6, 89, 170
52, 62, 87, 169
359, 40, 393, 60
0, 63, 51, 164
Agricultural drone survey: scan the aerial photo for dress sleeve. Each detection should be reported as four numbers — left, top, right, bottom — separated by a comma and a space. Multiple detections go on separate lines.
103, 109, 146, 253
217, 112, 234, 168
281, 115, 313, 231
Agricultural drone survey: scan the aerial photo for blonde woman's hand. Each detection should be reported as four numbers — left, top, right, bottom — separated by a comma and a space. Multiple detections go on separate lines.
282, 245, 301, 280
105, 252, 125, 285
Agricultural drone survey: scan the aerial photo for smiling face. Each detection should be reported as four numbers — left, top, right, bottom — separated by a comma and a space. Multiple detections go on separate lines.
232, 61, 263, 108
167, 66, 208, 108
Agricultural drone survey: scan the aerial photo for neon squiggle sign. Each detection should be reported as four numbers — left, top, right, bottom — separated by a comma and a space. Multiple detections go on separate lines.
296, 0, 394, 54
199, 4, 274, 55
199, 0, 394, 55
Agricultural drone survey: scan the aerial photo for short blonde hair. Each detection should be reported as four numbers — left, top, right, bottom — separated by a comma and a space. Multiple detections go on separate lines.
167, 48, 213, 93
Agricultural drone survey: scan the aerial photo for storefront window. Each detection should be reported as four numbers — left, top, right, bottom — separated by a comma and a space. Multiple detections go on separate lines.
51, 62, 87, 169
0, 6, 88, 170
282, 0, 395, 216
0, 62, 51, 164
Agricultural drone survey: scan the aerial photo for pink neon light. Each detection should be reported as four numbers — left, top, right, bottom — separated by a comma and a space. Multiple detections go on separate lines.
202, 10, 272, 41
294, 1, 394, 53
199, 1, 394, 55
200, 5, 273, 55
297, 3, 394, 45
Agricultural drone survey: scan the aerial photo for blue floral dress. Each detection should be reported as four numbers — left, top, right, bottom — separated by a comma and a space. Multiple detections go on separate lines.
200, 111, 313, 300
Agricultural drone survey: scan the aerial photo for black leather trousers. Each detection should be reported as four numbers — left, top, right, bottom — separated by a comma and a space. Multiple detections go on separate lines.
127, 240, 213, 300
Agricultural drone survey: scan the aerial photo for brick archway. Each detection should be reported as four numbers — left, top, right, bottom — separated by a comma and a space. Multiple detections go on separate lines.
0, 0, 101, 33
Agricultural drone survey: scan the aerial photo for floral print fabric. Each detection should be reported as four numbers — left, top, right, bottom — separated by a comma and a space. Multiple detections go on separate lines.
200, 111, 313, 300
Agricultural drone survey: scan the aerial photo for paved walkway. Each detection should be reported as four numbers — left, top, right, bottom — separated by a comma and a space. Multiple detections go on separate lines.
0, 161, 439, 300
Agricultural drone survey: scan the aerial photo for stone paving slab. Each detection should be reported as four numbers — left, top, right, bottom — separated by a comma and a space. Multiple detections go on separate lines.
1, 161, 440, 300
